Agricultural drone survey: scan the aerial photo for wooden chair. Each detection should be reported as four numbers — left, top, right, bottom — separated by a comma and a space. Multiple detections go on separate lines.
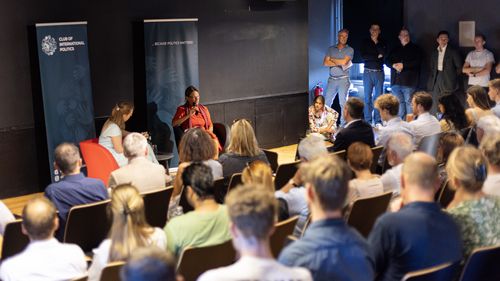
346, 191, 392, 238
79, 139, 119, 185
142, 186, 173, 228
402, 261, 460, 281
263, 149, 279, 173
331, 149, 346, 160
99, 261, 125, 281
64, 200, 111, 253
274, 160, 301, 190
71, 276, 88, 281
213, 123, 231, 152
371, 146, 384, 173
227, 173, 242, 192
1, 219, 29, 261
301, 214, 312, 238
177, 240, 236, 281
270, 216, 299, 258
213, 177, 228, 204
436, 180, 455, 209
459, 245, 500, 281
418, 133, 442, 157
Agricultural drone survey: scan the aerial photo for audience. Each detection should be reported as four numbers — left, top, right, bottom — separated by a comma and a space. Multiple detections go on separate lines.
0, 200, 15, 236
121, 246, 178, 281
368, 152, 462, 281
331, 97, 375, 152
45, 143, 109, 240
480, 134, 500, 196
198, 184, 313, 281
0, 197, 87, 281
165, 163, 230, 256
278, 154, 375, 281
437, 132, 465, 185
409, 92, 441, 146
476, 115, 500, 144
438, 94, 468, 132
108, 133, 167, 192
446, 146, 500, 257
380, 133, 414, 195
218, 119, 269, 178
488, 78, 500, 118
465, 85, 493, 126
374, 94, 413, 147
88, 184, 166, 281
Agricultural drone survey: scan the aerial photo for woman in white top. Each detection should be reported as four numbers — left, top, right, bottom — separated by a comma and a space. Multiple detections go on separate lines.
88, 184, 167, 281
346, 142, 383, 204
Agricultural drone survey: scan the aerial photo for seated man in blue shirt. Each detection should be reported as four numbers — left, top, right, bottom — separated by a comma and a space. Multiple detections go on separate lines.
45, 143, 109, 240
278, 154, 375, 281
368, 152, 462, 281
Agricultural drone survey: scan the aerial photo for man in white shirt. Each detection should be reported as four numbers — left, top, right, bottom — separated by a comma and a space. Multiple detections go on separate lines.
488, 79, 500, 118
476, 115, 500, 144
0, 197, 87, 281
381, 132, 414, 196
374, 94, 413, 147
409, 92, 441, 146
480, 134, 500, 197
462, 34, 495, 87
198, 184, 312, 281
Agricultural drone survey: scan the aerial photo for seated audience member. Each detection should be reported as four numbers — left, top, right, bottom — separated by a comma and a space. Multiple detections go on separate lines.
368, 152, 462, 281
476, 115, 500, 144
437, 132, 464, 185
218, 119, 268, 178
0, 200, 15, 236
88, 184, 166, 281
465, 86, 493, 126
278, 155, 375, 281
198, 185, 313, 281
0, 197, 87, 281
446, 146, 500, 257
380, 133, 414, 195
409, 92, 441, 146
347, 142, 383, 204
331, 97, 375, 152
45, 143, 109, 240
488, 78, 500, 117
308, 95, 339, 140
374, 94, 413, 147
165, 163, 230, 256
121, 246, 178, 281
108, 133, 167, 192
437, 94, 468, 132
481, 134, 500, 196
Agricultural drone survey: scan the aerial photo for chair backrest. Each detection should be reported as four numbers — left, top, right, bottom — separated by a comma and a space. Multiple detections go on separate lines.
437, 180, 455, 209
213, 177, 228, 204
177, 240, 236, 281
71, 275, 88, 281
227, 173, 242, 191
418, 133, 442, 157
1, 219, 29, 261
274, 160, 301, 190
213, 122, 231, 151
402, 261, 460, 281
64, 200, 111, 253
459, 245, 500, 281
301, 215, 312, 238
79, 139, 119, 184
178, 185, 194, 214
142, 186, 173, 228
331, 149, 346, 160
270, 216, 299, 258
346, 191, 392, 238
263, 149, 279, 173
99, 261, 125, 281
371, 146, 384, 173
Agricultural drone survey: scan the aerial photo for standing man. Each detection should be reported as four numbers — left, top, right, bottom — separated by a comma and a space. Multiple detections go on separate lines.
361, 23, 386, 125
324, 29, 354, 124
463, 34, 495, 89
428, 31, 462, 114
388, 28, 422, 120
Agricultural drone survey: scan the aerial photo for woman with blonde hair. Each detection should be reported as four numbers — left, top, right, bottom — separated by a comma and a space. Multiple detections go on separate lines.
218, 119, 268, 177
88, 184, 166, 281
446, 146, 500, 257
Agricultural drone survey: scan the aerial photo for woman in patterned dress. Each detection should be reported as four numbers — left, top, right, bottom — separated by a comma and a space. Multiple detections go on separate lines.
308, 95, 339, 140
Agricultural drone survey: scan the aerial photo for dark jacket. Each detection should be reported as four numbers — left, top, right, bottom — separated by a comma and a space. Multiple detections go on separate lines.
427, 45, 462, 93
360, 38, 387, 70
330, 120, 375, 152
388, 42, 422, 88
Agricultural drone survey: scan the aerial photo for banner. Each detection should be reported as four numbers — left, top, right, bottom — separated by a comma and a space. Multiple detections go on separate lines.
144, 19, 199, 167
35, 22, 96, 182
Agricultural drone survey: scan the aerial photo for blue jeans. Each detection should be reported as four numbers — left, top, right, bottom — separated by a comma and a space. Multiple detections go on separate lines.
391, 85, 415, 119
363, 70, 384, 124
325, 77, 350, 123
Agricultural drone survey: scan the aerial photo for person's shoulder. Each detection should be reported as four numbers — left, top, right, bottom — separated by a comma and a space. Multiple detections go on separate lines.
82, 176, 106, 187
278, 239, 310, 264
197, 267, 228, 281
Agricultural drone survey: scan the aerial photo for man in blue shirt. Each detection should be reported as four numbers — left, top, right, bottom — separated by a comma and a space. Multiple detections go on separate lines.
278, 154, 374, 281
368, 152, 462, 281
45, 143, 109, 240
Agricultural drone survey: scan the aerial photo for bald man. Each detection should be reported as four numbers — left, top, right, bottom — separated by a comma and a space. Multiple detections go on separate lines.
368, 153, 462, 281
0, 197, 87, 281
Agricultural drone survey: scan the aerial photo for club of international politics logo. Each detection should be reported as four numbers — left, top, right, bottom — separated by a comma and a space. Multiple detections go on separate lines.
41, 35, 57, 56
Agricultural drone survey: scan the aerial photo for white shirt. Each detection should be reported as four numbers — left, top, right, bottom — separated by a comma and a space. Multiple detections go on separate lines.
0, 238, 87, 281
197, 255, 312, 281
492, 102, 500, 119
437, 44, 447, 71
275, 187, 309, 236
88, 227, 166, 281
376, 117, 414, 147
409, 112, 441, 146
0, 200, 15, 235
465, 48, 495, 87
381, 163, 403, 196
483, 174, 500, 197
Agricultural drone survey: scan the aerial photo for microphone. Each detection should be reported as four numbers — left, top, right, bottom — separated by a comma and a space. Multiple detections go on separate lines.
193, 102, 199, 115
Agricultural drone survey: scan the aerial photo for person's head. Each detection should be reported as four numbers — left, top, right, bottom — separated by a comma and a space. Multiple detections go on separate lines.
488, 79, 500, 103
412, 92, 433, 114
438, 94, 468, 130
476, 115, 500, 143
398, 28, 411, 46
446, 146, 487, 193
123, 133, 148, 159
375, 94, 400, 121
54, 143, 82, 175
369, 23, 381, 38
22, 197, 58, 241
466, 86, 491, 110
297, 133, 327, 161
241, 160, 273, 191
109, 184, 151, 262
338, 28, 349, 45
313, 95, 326, 112
344, 97, 364, 122
347, 142, 373, 172
301, 155, 351, 213
185, 85, 200, 106
182, 162, 215, 205
179, 128, 217, 162
108, 101, 134, 130
225, 184, 277, 248
387, 132, 414, 166
480, 134, 500, 170
437, 132, 464, 164
473, 34, 486, 50
436, 30, 449, 48
228, 119, 261, 157
121, 246, 177, 281
401, 152, 439, 202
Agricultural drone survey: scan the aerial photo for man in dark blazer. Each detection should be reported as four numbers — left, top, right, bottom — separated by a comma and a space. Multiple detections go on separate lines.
330, 97, 375, 152
428, 30, 462, 113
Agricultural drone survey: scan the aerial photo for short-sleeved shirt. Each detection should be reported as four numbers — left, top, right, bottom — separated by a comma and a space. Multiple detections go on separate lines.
98, 122, 128, 166
326, 45, 354, 77
308, 105, 339, 139
465, 49, 495, 87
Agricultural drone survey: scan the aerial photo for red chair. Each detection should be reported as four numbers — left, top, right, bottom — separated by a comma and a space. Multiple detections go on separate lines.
79, 138, 119, 185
